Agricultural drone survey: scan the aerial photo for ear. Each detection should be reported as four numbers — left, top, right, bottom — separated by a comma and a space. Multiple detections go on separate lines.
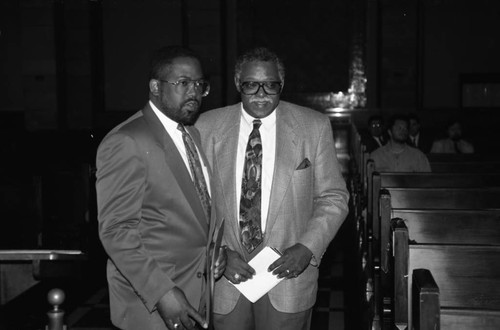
149, 79, 159, 95
234, 76, 241, 93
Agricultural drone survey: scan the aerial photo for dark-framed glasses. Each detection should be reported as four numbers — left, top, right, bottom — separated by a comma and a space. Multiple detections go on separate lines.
239, 81, 282, 95
158, 78, 210, 97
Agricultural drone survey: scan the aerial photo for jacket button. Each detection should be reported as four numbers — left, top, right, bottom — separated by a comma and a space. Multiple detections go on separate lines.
197, 272, 203, 278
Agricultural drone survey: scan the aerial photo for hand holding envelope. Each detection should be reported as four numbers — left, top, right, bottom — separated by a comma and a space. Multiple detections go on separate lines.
229, 246, 284, 303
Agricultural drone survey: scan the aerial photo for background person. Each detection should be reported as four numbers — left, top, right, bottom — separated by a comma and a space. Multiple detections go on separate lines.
370, 114, 431, 172
430, 119, 474, 154
407, 112, 433, 154
360, 114, 389, 153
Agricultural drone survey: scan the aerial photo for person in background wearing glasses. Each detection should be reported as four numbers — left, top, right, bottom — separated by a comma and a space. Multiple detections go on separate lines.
361, 114, 388, 153
196, 47, 349, 330
96, 46, 226, 330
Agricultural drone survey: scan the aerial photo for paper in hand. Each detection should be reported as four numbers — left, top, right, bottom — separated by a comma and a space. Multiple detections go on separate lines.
230, 246, 283, 303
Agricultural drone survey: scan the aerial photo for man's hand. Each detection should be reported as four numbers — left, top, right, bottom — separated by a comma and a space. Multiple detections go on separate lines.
214, 246, 227, 280
156, 287, 207, 330
223, 248, 255, 284
268, 243, 313, 279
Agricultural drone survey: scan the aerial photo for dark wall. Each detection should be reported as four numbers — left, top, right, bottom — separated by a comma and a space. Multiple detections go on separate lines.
2, 0, 500, 135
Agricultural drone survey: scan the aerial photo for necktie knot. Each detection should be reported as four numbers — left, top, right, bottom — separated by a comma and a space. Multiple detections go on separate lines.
177, 123, 187, 134
253, 119, 262, 130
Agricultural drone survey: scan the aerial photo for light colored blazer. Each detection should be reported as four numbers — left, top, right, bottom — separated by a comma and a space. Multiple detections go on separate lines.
96, 103, 217, 330
196, 101, 349, 314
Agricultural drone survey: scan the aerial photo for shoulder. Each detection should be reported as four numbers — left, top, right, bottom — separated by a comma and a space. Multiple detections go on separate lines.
409, 146, 430, 161
196, 104, 238, 130
100, 110, 146, 143
279, 101, 332, 137
280, 101, 328, 122
370, 144, 389, 157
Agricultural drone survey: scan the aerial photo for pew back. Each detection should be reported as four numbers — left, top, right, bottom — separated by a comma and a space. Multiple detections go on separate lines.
430, 161, 500, 173
410, 245, 500, 329
410, 245, 500, 309
392, 221, 500, 330
392, 209, 500, 245
388, 187, 500, 209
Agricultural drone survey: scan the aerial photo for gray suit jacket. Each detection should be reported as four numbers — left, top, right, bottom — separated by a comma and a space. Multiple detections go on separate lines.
196, 101, 349, 314
96, 103, 217, 329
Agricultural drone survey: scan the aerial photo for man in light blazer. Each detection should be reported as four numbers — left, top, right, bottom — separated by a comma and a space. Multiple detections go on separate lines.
196, 47, 349, 330
96, 46, 225, 330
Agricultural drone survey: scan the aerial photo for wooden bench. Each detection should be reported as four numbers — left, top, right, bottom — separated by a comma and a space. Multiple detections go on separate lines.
430, 161, 500, 173
371, 173, 500, 262
379, 187, 500, 277
391, 220, 500, 330
365, 173, 500, 327
369, 172, 500, 261
411, 269, 439, 330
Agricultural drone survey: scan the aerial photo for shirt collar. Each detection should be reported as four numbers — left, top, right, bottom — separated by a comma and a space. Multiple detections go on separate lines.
239, 103, 277, 129
149, 100, 181, 132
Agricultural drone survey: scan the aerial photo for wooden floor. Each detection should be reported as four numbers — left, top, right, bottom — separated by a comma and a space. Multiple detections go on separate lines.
0, 214, 358, 330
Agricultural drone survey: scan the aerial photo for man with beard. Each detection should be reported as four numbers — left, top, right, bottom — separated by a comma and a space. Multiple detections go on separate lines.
430, 119, 474, 154
370, 114, 431, 172
96, 46, 225, 330
195, 47, 349, 330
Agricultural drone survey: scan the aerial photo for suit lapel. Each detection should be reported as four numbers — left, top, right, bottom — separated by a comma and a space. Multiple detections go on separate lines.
265, 105, 298, 237
213, 106, 242, 244
143, 105, 208, 229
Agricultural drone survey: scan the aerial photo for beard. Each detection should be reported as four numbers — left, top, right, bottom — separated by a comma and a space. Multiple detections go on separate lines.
160, 98, 201, 125
178, 102, 201, 125
392, 134, 409, 144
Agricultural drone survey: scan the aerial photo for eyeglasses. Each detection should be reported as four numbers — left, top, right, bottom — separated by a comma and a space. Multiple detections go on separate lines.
239, 81, 282, 95
158, 78, 210, 97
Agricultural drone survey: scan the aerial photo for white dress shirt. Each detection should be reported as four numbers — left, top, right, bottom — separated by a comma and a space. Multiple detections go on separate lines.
150, 101, 211, 196
236, 106, 276, 233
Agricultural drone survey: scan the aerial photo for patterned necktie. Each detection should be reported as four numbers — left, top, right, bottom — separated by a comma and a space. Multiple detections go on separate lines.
239, 119, 263, 253
178, 124, 211, 222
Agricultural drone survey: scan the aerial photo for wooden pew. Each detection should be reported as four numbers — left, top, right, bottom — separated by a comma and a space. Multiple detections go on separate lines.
392, 209, 500, 245
427, 154, 500, 173
371, 172, 500, 250
387, 186, 500, 209
366, 173, 500, 328
430, 161, 500, 173
371, 173, 500, 267
379, 187, 500, 278
349, 124, 374, 329
391, 220, 500, 330
411, 269, 439, 330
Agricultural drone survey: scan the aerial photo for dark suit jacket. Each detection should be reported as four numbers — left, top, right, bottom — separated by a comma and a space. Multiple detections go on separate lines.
196, 101, 349, 314
360, 131, 388, 153
96, 103, 217, 330
407, 132, 433, 154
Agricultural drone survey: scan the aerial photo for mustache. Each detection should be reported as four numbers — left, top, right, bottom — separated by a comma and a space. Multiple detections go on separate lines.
249, 96, 273, 103
182, 98, 200, 107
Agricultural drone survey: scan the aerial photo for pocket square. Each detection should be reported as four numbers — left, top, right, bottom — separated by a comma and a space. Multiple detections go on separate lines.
296, 158, 311, 170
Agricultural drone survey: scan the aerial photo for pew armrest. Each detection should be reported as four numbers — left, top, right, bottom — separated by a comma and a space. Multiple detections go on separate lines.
412, 268, 439, 330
